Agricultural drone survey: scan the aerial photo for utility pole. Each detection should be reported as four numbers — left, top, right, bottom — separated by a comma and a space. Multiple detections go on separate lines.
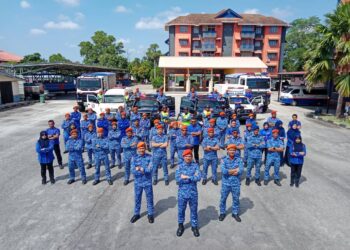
154, 59, 156, 80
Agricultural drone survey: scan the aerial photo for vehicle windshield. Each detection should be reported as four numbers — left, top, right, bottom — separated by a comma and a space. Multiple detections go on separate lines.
135, 99, 158, 107
282, 87, 295, 93
229, 97, 250, 105
104, 95, 124, 103
197, 99, 223, 108
247, 78, 270, 89
77, 79, 101, 89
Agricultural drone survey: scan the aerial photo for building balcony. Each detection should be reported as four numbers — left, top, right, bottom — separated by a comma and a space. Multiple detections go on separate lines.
240, 45, 254, 51
255, 33, 263, 39
201, 44, 216, 51
202, 32, 216, 38
192, 33, 201, 39
241, 32, 255, 39
254, 46, 263, 51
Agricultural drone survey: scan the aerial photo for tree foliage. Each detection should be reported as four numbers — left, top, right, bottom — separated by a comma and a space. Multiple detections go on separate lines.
79, 31, 127, 69
48, 53, 71, 63
284, 17, 322, 72
21, 52, 46, 63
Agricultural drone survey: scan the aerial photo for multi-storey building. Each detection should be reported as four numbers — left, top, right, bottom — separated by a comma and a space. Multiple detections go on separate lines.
164, 8, 289, 77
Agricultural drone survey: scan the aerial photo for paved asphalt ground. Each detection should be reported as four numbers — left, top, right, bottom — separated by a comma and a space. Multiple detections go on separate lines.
0, 88, 350, 250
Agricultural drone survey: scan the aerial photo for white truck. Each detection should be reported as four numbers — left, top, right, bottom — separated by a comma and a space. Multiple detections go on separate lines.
215, 73, 271, 112
86, 88, 126, 115
76, 72, 117, 112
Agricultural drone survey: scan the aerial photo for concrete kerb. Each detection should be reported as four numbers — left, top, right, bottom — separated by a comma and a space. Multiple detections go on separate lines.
305, 111, 350, 130
0, 100, 38, 112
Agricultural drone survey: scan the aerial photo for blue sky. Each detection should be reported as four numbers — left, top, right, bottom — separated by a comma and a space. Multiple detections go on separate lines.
0, 0, 337, 62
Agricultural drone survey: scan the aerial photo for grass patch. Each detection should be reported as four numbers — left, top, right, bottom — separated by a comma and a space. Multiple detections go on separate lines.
319, 114, 350, 128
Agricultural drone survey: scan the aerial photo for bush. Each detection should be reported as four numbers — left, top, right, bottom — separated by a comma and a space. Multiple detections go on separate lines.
151, 76, 163, 89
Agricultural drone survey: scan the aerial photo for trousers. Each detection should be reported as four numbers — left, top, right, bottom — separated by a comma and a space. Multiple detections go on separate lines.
40, 163, 54, 181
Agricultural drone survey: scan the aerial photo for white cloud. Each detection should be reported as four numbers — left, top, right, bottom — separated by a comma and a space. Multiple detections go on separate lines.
135, 7, 187, 30
75, 12, 85, 21
271, 7, 293, 20
58, 14, 70, 21
20, 1, 30, 9
44, 20, 80, 30
115, 5, 130, 13
117, 38, 130, 44
30, 28, 46, 35
56, 0, 80, 7
244, 8, 259, 14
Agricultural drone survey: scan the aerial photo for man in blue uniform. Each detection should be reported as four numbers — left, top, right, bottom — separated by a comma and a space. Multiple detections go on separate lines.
151, 125, 169, 185
201, 127, 220, 185
265, 129, 284, 186
230, 113, 241, 127
47, 120, 63, 169
87, 107, 97, 128
260, 122, 272, 164
105, 107, 115, 130
156, 89, 167, 104
66, 129, 87, 185
118, 111, 130, 138
84, 124, 96, 169
225, 129, 244, 157
130, 106, 141, 123
187, 87, 198, 100
108, 121, 122, 169
61, 113, 74, 145
70, 105, 81, 130
176, 149, 201, 237
130, 142, 155, 224
219, 144, 244, 222
202, 118, 220, 140
175, 125, 193, 164
187, 118, 202, 164
216, 112, 228, 148
288, 114, 302, 130
266, 110, 281, 128
80, 113, 90, 149
140, 113, 151, 149
97, 112, 109, 138
92, 127, 113, 185
121, 127, 138, 185
243, 123, 254, 165
245, 113, 257, 127
246, 125, 265, 186
131, 118, 143, 140
168, 121, 180, 169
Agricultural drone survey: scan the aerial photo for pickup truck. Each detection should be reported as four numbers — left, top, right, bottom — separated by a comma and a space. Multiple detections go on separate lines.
86, 88, 125, 115
227, 96, 264, 120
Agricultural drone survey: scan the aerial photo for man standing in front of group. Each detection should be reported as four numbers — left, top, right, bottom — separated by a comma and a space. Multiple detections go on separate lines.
219, 144, 244, 222
66, 129, 87, 185
46, 120, 63, 169
201, 128, 220, 185
265, 129, 284, 186
151, 125, 169, 186
92, 128, 113, 186
187, 118, 202, 164
130, 142, 154, 224
175, 149, 201, 238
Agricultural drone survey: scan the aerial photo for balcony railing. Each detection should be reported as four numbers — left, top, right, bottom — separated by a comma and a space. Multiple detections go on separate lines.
202, 44, 216, 51
192, 46, 201, 50
254, 46, 262, 51
241, 32, 255, 39
192, 33, 201, 38
202, 32, 216, 38
240, 44, 254, 51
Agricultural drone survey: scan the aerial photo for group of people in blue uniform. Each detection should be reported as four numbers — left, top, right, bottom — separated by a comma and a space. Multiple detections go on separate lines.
35, 91, 306, 238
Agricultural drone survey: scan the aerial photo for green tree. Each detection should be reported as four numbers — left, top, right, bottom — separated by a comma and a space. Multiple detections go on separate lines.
21, 52, 46, 63
284, 17, 322, 72
305, 4, 350, 117
79, 31, 127, 69
48, 53, 71, 63
144, 43, 162, 64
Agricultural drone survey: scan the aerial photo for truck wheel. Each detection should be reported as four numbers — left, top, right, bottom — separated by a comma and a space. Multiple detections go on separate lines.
79, 104, 85, 112
291, 101, 297, 106
262, 106, 268, 113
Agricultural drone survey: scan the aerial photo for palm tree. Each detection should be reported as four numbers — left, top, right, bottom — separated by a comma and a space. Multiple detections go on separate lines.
305, 3, 350, 117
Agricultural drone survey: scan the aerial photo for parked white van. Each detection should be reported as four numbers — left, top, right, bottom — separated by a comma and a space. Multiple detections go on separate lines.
86, 88, 126, 115
280, 86, 328, 106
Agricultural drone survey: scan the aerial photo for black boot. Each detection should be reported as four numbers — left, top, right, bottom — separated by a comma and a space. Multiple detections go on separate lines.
117, 165, 122, 169
110, 164, 115, 169
232, 214, 241, 222
191, 227, 200, 237
202, 179, 207, 185
255, 179, 261, 186
123, 180, 129, 186
50, 179, 55, 184
274, 180, 281, 186
170, 164, 175, 169
165, 180, 169, 186
92, 180, 100, 185
42, 179, 47, 185
87, 164, 92, 169
264, 180, 268, 185
67, 179, 75, 185
176, 223, 184, 237
108, 179, 113, 185
59, 164, 64, 169
295, 182, 299, 188
212, 179, 218, 185
130, 214, 141, 223
148, 215, 154, 224
153, 180, 158, 186
82, 179, 87, 185
219, 214, 226, 221
245, 178, 250, 186
290, 181, 294, 187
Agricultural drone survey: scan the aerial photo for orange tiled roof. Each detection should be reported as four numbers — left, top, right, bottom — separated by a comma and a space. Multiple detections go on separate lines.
0, 50, 23, 63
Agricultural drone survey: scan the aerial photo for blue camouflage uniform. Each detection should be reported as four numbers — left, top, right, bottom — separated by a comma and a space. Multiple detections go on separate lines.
65, 137, 86, 181
246, 134, 265, 180
175, 134, 193, 164
70, 111, 81, 129
168, 128, 181, 166
131, 152, 154, 216
149, 126, 164, 143
132, 125, 143, 141
230, 118, 241, 127
84, 131, 96, 165
61, 119, 74, 144
140, 118, 151, 147
80, 119, 90, 147
260, 124, 272, 163
92, 136, 112, 181
243, 129, 254, 163
201, 136, 220, 181
225, 135, 244, 157
176, 161, 201, 227
105, 113, 115, 130
151, 134, 168, 182
202, 125, 220, 140
202, 116, 211, 129
87, 112, 97, 127
97, 117, 109, 137
108, 128, 122, 167
266, 117, 281, 128
118, 118, 130, 138
130, 112, 141, 123
156, 94, 167, 104
245, 118, 257, 127
265, 137, 284, 181
121, 135, 139, 181
219, 155, 244, 216
216, 117, 228, 147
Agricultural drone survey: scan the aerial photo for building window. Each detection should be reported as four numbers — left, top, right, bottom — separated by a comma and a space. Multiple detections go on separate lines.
267, 66, 276, 73
193, 26, 199, 34
255, 27, 262, 34
241, 25, 254, 32
270, 26, 278, 33
203, 25, 215, 33
255, 41, 262, 47
241, 52, 253, 57
268, 53, 278, 60
192, 53, 201, 57
179, 39, 189, 46
179, 26, 188, 33
179, 52, 189, 56
192, 40, 201, 49
268, 40, 278, 47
